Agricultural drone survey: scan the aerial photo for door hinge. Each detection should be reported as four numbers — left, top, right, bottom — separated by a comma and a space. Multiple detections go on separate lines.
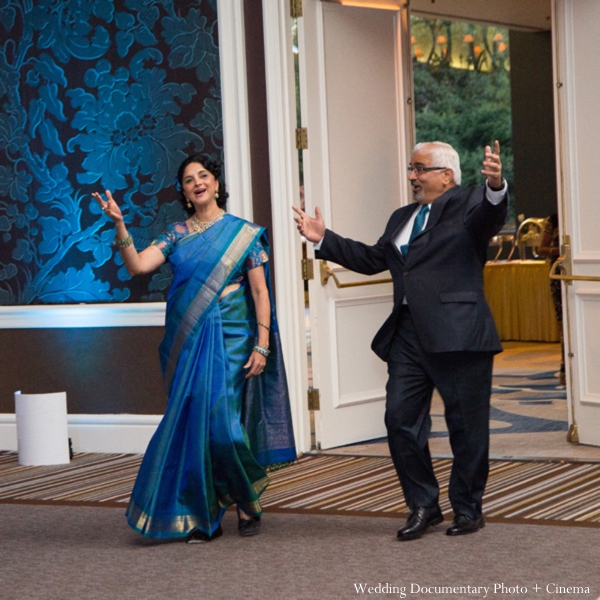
291, 0, 303, 19
307, 388, 320, 411
295, 127, 308, 150
301, 258, 314, 281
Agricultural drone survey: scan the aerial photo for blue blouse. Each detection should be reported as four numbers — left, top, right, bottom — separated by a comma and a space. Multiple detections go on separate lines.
151, 222, 269, 283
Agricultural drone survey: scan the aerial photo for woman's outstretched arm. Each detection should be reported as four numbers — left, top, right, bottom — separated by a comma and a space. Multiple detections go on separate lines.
92, 190, 166, 276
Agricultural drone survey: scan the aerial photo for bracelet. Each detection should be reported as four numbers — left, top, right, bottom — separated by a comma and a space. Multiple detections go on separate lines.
253, 345, 270, 357
113, 235, 133, 249
257, 321, 271, 332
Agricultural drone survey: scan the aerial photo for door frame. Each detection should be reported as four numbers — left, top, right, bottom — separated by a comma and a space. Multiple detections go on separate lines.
552, 0, 600, 446
261, 4, 312, 453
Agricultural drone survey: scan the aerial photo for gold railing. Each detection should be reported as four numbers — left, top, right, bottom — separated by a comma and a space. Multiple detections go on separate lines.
549, 239, 600, 283
320, 260, 392, 288
549, 261, 600, 282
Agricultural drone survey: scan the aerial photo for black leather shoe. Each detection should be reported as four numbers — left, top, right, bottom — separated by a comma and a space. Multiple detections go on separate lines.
396, 506, 443, 541
446, 515, 485, 536
186, 525, 223, 544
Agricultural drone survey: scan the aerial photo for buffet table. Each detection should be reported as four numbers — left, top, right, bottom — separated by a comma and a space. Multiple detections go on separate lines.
483, 260, 561, 342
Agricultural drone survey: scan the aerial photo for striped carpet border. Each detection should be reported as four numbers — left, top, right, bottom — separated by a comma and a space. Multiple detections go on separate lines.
1, 452, 600, 527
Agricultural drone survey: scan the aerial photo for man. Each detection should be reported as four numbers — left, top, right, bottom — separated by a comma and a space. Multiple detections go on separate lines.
293, 141, 507, 540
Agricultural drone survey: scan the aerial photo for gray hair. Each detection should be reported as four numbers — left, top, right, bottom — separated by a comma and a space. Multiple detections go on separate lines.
413, 141, 461, 186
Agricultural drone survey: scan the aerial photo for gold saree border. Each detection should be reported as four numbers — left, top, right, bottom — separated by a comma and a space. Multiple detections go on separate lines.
164, 222, 262, 390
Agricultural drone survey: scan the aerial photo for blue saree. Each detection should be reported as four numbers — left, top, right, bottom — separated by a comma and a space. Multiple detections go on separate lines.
126, 214, 296, 538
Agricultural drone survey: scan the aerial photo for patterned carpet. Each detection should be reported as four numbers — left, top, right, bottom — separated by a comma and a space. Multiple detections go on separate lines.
416, 369, 568, 438
2, 451, 600, 528
358, 369, 568, 441
488, 370, 568, 435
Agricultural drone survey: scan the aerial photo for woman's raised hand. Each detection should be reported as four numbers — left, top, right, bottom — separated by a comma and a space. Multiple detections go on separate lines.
292, 205, 326, 244
92, 190, 124, 224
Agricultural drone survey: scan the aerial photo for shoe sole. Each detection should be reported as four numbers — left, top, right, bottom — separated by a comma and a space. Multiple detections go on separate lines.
239, 529, 260, 537
238, 525, 261, 537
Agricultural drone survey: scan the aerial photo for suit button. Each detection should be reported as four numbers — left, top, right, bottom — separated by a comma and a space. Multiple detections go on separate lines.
403, 271, 409, 276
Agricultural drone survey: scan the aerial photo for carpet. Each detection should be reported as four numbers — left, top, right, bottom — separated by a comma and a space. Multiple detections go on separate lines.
2, 452, 600, 528
426, 370, 568, 438
3, 504, 600, 600
488, 370, 568, 435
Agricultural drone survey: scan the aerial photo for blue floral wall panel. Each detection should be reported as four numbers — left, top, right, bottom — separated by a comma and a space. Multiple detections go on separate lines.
0, 0, 223, 304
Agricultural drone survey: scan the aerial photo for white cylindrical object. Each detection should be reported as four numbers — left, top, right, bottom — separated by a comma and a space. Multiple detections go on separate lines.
14, 391, 70, 466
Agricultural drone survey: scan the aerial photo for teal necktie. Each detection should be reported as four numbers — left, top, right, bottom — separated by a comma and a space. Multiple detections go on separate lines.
401, 204, 430, 255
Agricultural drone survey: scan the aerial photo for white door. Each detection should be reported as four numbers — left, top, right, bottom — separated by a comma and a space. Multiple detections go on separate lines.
297, 1, 413, 449
553, 0, 600, 446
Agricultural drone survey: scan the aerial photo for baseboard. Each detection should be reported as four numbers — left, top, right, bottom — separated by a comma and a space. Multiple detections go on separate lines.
0, 413, 160, 455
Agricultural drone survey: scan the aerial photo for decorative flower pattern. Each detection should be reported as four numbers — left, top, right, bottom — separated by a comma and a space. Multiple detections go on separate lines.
68, 56, 202, 194
0, 0, 222, 305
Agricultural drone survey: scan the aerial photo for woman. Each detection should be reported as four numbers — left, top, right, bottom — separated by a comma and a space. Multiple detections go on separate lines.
92, 154, 296, 542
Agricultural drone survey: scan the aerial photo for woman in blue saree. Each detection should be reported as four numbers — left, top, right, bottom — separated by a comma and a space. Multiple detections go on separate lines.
92, 155, 296, 542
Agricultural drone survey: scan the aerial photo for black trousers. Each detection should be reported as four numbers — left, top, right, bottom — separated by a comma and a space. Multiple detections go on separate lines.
385, 306, 494, 519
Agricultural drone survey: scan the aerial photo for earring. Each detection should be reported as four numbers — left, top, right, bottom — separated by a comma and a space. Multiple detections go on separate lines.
214, 192, 219, 199
187, 201, 192, 208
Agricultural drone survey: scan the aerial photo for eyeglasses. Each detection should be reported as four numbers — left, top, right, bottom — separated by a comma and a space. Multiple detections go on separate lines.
407, 166, 447, 174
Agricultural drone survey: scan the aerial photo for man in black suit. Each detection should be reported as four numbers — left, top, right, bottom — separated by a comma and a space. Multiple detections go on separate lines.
293, 141, 507, 540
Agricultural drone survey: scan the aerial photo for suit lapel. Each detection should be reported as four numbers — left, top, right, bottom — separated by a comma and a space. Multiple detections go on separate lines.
388, 186, 461, 261
421, 185, 461, 233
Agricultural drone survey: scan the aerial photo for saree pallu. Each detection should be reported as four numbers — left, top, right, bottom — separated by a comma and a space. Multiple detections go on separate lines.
126, 215, 296, 538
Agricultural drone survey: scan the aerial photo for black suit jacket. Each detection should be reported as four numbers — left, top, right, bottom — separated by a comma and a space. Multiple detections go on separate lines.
316, 185, 508, 361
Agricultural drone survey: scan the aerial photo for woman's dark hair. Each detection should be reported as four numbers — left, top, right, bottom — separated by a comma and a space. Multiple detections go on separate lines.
176, 154, 228, 215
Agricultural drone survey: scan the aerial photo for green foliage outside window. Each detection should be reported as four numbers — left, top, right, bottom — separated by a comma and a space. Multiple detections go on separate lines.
411, 17, 514, 216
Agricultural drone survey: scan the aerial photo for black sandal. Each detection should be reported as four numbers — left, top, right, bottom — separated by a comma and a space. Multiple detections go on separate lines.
237, 507, 261, 537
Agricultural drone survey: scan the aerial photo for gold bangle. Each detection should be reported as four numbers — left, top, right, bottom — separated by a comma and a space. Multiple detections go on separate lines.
257, 321, 271, 332
113, 235, 133, 249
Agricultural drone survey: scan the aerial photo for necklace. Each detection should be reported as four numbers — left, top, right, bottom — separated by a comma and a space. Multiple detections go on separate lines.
189, 209, 225, 233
